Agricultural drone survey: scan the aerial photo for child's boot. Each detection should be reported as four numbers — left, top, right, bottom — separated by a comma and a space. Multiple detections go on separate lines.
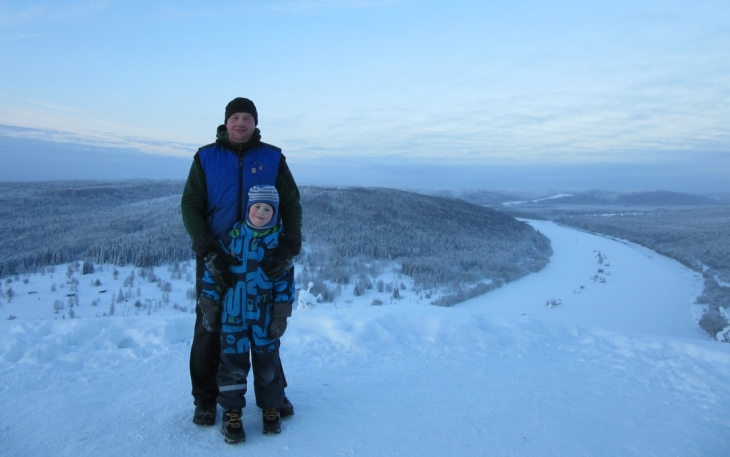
262, 408, 281, 434
221, 410, 246, 444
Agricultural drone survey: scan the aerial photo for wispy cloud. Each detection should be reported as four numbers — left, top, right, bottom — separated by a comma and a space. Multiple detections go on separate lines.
1, 31, 42, 42
0, 94, 200, 157
157, 7, 217, 20
0, 4, 44, 28
0, 1, 108, 28
263, 48, 730, 166
1, 0, 727, 173
269, 0, 404, 13
49, 1, 108, 20
0, 124, 195, 158
271, 87, 730, 166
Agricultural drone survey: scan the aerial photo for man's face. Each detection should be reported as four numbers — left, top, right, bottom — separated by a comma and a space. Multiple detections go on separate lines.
226, 112, 256, 144
248, 203, 274, 227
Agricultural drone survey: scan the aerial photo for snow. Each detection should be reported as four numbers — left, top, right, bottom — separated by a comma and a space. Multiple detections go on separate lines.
459, 221, 708, 339
1, 221, 729, 457
501, 193, 575, 205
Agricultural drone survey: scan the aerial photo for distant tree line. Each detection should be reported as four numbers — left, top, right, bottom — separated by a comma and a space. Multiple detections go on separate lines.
298, 187, 552, 305
0, 180, 187, 274
0, 181, 553, 307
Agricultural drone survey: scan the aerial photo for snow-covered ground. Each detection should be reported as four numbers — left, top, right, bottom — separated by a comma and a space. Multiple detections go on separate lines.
501, 193, 575, 205
1, 221, 728, 457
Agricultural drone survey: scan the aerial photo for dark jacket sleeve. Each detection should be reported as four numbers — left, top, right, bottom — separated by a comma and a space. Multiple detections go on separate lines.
273, 262, 296, 304
276, 155, 302, 240
180, 154, 209, 242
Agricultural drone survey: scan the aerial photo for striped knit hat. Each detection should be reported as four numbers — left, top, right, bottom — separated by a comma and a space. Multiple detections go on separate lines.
245, 185, 280, 229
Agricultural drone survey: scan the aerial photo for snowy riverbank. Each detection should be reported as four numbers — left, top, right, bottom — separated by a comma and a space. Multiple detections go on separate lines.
1, 221, 728, 457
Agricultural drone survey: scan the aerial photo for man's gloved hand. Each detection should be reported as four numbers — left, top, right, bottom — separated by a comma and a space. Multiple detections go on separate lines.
205, 251, 240, 289
261, 251, 293, 280
198, 295, 222, 332
261, 233, 300, 279
268, 302, 293, 338
192, 233, 241, 289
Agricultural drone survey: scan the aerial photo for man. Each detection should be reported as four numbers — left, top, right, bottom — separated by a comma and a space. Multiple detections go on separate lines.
181, 97, 302, 427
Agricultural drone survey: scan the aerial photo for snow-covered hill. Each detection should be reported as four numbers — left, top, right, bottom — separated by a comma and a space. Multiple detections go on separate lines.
1, 221, 728, 457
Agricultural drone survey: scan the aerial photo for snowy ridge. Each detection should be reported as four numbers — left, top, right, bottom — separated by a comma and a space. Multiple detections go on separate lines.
501, 193, 575, 205
1, 221, 729, 456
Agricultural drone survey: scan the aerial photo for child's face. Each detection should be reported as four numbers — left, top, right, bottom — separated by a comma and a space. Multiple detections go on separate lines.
248, 202, 274, 227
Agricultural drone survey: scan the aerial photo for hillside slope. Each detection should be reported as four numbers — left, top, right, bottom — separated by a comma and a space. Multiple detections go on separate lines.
0, 181, 552, 306
299, 187, 552, 305
419, 188, 722, 207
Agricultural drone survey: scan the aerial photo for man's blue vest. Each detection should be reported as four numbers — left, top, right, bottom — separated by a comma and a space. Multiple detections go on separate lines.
197, 143, 281, 238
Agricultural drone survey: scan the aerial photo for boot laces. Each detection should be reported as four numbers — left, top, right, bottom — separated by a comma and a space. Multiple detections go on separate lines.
263, 408, 279, 421
225, 411, 242, 428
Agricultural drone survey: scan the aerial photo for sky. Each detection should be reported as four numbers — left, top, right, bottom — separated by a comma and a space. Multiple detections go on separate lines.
2, 221, 729, 456
0, 0, 729, 192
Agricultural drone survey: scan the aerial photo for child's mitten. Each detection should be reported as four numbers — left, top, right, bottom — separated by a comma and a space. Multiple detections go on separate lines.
269, 302, 293, 337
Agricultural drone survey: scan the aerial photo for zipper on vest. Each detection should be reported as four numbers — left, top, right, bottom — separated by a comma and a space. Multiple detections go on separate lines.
237, 153, 244, 223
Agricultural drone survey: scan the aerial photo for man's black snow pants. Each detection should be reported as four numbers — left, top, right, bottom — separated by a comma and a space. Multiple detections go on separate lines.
190, 315, 220, 405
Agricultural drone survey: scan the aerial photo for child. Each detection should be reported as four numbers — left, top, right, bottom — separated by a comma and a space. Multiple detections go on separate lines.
198, 185, 295, 444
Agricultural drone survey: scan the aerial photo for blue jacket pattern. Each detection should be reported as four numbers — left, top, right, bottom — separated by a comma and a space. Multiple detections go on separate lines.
201, 221, 295, 353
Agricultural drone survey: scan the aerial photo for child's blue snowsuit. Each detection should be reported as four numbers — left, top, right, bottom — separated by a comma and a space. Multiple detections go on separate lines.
200, 221, 295, 411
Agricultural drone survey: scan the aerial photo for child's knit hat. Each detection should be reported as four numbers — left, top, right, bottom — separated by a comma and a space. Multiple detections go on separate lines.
246, 185, 279, 229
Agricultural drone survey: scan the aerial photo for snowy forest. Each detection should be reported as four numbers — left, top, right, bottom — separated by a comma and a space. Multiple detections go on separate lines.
297, 186, 551, 306
0, 180, 190, 272
0, 180, 552, 307
2, 180, 728, 332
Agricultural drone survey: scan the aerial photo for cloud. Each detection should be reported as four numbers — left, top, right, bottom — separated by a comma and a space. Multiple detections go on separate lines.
290, 152, 730, 194
270, 89, 730, 165
259, 29, 730, 165
269, 0, 403, 13
0, 1, 108, 28
47, 1, 108, 20
0, 124, 195, 158
0, 134, 191, 182
2, 124, 727, 193
0, 31, 42, 42
0, 95, 199, 158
